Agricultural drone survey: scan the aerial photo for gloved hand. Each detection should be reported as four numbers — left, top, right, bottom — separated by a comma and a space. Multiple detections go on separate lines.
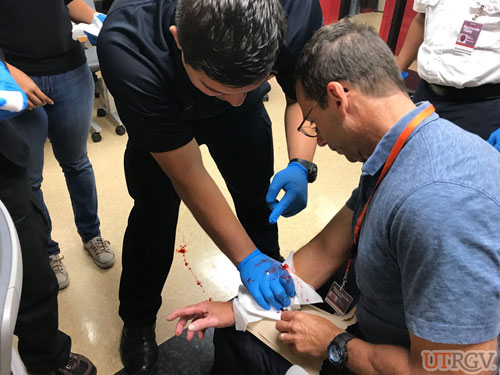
266, 162, 308, 224
237, 249, 295, 310
0, 62, 27, 122
487, 128, 500, 152
72, 13, 106, 47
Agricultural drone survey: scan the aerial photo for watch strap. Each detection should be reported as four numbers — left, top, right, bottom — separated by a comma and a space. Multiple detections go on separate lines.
328, 332, 356, 368
289, 158, 317, 183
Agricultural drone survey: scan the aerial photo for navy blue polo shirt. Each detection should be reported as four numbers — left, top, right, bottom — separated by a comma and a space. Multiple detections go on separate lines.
98, 0, 322, 153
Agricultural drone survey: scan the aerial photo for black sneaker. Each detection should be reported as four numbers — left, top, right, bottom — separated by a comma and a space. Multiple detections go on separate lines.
54, 353, 97, 375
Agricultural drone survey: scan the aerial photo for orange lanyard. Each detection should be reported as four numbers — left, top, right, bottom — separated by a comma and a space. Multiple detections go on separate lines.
342, 105, 436, 287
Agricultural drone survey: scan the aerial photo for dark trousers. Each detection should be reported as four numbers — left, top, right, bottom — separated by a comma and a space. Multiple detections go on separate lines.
0, 153, 71, 372
211, 324, 361, 375
119, 102, 280, 326
413, 80, 500, 140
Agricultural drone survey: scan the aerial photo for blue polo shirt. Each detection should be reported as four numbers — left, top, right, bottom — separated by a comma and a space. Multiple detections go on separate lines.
346, 102, 500, 348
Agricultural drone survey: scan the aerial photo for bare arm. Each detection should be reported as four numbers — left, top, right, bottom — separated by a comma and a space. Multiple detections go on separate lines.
346, 333, 498, 375
293, 204, 353, 288
151, 139, 255, 264
277, 311, 498, 375
67, 0, 96, 24
396, 12, 425, 72
284, 96, 317, 161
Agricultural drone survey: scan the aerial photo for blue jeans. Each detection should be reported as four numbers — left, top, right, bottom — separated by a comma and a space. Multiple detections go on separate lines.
8, 63, 100, 255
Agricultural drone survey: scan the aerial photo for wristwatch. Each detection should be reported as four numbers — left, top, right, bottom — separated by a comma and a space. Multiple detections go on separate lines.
289, 158, 317, 183
327, 332, 356, 369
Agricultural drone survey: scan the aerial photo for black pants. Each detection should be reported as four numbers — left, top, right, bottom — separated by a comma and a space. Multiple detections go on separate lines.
211, 324, 362, 375
0, 153, 71, 372
413, 80, 500, 140
119, 102, 280, 326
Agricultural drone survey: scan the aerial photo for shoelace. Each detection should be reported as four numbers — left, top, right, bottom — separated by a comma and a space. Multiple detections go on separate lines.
90, 237, 111, 256
50, 255, 65, 273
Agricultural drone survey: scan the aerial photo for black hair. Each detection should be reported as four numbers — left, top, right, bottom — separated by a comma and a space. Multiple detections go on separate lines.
175, 0, 286, 87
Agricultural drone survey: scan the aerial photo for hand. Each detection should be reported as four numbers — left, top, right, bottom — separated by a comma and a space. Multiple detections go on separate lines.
487, 128, 500, 152
0, 62, 28, 121
276, 311, 342, 358
166, 301, 235, 341
238, 249, 295, 310
266, 162, 308, 224
83, 13, 106, 46
7, 64, 53, 110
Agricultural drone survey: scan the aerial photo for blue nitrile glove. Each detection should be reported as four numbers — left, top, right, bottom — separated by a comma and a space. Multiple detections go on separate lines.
0, 62, 27, 122
266, 162, 308, 224
83, 13, 106, 46
237, 249, 295, 310
487, 128, 500, 152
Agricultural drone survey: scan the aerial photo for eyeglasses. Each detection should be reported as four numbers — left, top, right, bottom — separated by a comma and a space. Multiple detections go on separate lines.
297, 87, 348, 138
297, 102, 321, 138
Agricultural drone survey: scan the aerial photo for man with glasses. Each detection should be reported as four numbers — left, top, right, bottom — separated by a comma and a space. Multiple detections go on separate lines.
98, 0, 322, 373
168, 19, 499, 374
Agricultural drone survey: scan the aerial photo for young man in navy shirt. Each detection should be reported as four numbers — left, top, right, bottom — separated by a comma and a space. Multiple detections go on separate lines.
98, 0, 322, 373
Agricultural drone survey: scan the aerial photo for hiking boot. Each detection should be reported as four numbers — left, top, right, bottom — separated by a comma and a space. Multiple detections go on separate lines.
84, 236, 115, 268
28, 352, 96, 375
49, 254, 69, 290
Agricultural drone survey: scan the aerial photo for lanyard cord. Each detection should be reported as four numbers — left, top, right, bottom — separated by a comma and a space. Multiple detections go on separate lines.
340, 105, 436, 289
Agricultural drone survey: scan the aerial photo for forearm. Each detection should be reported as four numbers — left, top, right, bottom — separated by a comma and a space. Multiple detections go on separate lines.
285, 99, 317, 161
172, 170, 255, 264
293, 205, 353, 288
67, 0, 96, 24
395, 13, 425, 71
346, 339, 413, 375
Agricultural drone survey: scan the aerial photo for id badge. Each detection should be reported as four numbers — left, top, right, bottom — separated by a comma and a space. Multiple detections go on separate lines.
325, 281, 353, 316
454, 20, 483, 55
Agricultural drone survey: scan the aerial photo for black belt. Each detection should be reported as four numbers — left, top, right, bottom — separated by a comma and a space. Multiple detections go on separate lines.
426, 81, 500, 101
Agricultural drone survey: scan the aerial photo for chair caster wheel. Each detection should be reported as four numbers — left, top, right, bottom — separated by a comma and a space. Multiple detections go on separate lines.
115, 125, 126, 136
97, 108, 107, 117
91, 132, 102, 142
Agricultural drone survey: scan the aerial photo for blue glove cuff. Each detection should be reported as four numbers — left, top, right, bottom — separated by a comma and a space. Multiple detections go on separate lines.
237, 248, 261, 271
288, 161, 308, 178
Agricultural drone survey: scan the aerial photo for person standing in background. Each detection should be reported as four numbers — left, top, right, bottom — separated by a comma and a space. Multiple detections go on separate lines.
0, 0, 115, 290
397, 0, 500, 141
0, 48, 97, 375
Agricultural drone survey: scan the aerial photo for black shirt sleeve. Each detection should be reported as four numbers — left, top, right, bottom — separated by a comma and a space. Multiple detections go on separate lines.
97, 2, 194, 153
274, 0, 323, 100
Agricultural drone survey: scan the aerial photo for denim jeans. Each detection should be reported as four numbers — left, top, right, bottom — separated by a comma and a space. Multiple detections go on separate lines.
7, 63, 100, 254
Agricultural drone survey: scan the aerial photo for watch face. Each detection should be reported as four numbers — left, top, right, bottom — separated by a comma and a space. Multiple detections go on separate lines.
329, 345, 343, 364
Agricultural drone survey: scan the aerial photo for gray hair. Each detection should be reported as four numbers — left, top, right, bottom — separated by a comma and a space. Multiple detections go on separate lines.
295, 19, 406, 107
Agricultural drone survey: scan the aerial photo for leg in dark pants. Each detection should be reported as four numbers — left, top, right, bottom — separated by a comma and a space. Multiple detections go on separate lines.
119, 144, 181, 326
194, 102, 280, 260
413, 80, 500, 140
0, 154, 71, 372
119, 101, 280, 326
